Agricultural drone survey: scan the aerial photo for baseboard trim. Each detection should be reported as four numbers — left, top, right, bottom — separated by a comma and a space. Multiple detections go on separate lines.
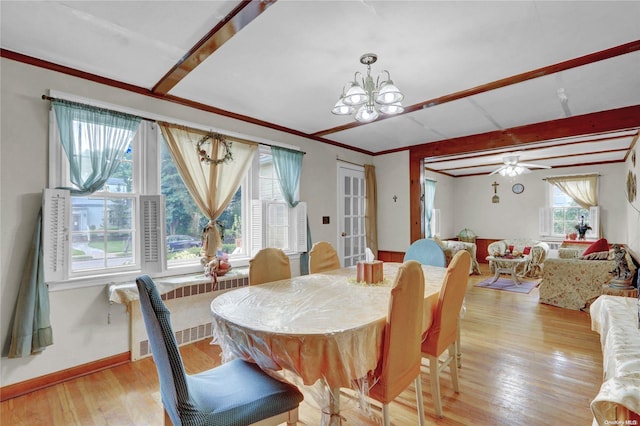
0, 351, 130, 402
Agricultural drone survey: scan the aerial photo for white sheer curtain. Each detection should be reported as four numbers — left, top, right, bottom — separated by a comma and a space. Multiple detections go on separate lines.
159, 122, 257, 264
547, 174, 598, 208
424, 179, 436, 238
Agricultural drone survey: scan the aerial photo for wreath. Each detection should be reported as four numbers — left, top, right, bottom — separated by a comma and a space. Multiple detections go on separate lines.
196, 133, 233, 165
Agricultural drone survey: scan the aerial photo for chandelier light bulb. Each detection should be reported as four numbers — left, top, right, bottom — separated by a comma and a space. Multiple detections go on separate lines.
343, 82, 367, 106
331, 96, 355, 115
355, 105, 379, 123
379, 102, 404, 115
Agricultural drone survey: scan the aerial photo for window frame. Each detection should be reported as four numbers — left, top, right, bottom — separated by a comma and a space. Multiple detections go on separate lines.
540, 180, 599, 239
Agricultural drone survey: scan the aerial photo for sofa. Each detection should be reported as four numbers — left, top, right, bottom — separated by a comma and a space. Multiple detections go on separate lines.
434, 237, 481, 275
487, 238, 549, 278
539, 250, 636, 310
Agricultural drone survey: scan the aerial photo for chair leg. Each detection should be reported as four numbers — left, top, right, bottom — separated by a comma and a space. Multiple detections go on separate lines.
429, 355, 443, 418
286, 407, 299, 425
164, 409, 173, 426
415, 376, 426, 426
382, 403, 390, 426
449, 343, 460, 393
456, 324, 462, 368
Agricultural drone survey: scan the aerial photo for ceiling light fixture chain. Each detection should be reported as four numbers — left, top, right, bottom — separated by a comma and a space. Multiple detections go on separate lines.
331, 53, 405, 123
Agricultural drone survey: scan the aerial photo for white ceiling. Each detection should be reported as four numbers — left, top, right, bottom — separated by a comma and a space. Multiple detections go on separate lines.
1, 1, 639, 176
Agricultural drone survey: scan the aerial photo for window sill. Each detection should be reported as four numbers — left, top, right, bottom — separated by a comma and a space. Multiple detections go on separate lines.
108, 268, 249, 305
47, 252, 300, 292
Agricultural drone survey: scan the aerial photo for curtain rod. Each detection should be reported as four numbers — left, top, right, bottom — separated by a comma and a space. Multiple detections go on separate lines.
42, 94, 157, 122
41, 94, 305, 155
542, 173, 601, 180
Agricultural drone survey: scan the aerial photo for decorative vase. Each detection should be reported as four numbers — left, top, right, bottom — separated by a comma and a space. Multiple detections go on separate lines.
576, 225, 589, 240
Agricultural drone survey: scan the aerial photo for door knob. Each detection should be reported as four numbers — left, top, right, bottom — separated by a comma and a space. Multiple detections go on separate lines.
341, 232, 347, 237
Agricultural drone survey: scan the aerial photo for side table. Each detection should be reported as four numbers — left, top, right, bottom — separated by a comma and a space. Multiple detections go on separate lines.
601, 285, 638, 298
486, 255, 528, 286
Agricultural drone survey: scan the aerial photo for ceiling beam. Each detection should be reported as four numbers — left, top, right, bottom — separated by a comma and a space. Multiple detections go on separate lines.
152, 0, 276, 95
407, 105, 640, 159
314, 39, 640, 138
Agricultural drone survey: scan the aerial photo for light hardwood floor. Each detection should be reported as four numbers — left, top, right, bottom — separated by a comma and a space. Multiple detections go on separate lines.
1, 265, 603, 425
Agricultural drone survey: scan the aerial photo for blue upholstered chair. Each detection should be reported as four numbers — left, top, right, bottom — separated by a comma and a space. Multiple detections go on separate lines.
136, 275, 303, 426
404, 238, 446, 267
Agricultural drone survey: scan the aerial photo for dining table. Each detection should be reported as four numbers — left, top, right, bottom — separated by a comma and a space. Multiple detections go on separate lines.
209, 262, 447, 425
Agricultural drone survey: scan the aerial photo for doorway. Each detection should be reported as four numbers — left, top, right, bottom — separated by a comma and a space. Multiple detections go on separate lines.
337, 164, 367, 267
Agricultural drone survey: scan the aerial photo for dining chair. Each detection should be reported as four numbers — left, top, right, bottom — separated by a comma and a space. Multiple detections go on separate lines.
135, 274, 303, 426
367, 260, 427, 426
404, 238, 446, 267
249, 247, 291, 285
405, 238, 465, 368
308, 241, 341, 273
420, 250, 471, 418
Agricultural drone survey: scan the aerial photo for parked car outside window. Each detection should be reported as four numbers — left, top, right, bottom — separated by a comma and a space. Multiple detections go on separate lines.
166, 235, 202, 252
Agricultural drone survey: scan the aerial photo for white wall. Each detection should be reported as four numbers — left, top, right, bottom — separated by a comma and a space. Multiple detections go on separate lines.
373, 151, 411, 251
625, 152, 640, 255
449, 164, 626, 243
0, 58, 370, 386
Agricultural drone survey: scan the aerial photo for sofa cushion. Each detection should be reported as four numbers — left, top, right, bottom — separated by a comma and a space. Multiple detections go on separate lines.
583, 238, 609, 256
523, 246, 531, 255
582, 251, 609, 260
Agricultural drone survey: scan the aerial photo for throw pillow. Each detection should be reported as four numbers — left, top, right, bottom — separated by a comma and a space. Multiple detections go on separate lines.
581, 251, 609, 260
523, 246, 531, 255
583, 238, 609, 256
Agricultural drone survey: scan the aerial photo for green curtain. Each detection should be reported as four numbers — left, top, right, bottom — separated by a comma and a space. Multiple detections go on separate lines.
8, 210, 52, 358
8, 99, 141, 358
271, 146, 309, 274
424, 179, 436, 237
52, 99, 141, 195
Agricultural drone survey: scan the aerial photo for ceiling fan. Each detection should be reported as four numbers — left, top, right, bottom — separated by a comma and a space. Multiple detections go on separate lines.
489, 155, 551, 176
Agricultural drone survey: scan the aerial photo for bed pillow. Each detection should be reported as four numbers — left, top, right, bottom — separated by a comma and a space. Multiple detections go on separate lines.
583, 238, 608, 256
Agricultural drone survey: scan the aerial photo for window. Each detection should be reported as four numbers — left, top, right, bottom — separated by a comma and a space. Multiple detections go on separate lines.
539, 177, 599, 239
250, 147, 306, 257
46, 103, 305, 285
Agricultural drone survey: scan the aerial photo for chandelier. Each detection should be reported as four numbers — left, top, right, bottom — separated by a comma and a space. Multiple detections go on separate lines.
331, 53, 404, 123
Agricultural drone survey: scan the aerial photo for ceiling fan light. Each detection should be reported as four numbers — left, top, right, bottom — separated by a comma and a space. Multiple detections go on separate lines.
379, 102, 404, 115
499, 165, 528, 177
343, 83, 367, 106
331, 97, 355, 115
355, 105, 379, 123
375, 81, 404, 105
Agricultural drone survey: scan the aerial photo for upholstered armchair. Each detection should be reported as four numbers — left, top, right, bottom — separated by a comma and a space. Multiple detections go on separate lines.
434, 237, 481, 275
487, 239, 549, 278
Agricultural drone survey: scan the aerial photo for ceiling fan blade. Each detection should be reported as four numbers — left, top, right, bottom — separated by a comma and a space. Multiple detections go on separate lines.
489, 165, 506, 176
517, 162, 551, 169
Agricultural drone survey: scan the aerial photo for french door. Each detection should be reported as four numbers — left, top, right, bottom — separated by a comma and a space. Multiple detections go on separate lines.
337, 164, 367, 267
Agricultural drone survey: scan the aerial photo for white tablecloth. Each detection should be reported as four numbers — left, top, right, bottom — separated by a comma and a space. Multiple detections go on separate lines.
210, 262, 445, 388
589, 295, 640, 423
